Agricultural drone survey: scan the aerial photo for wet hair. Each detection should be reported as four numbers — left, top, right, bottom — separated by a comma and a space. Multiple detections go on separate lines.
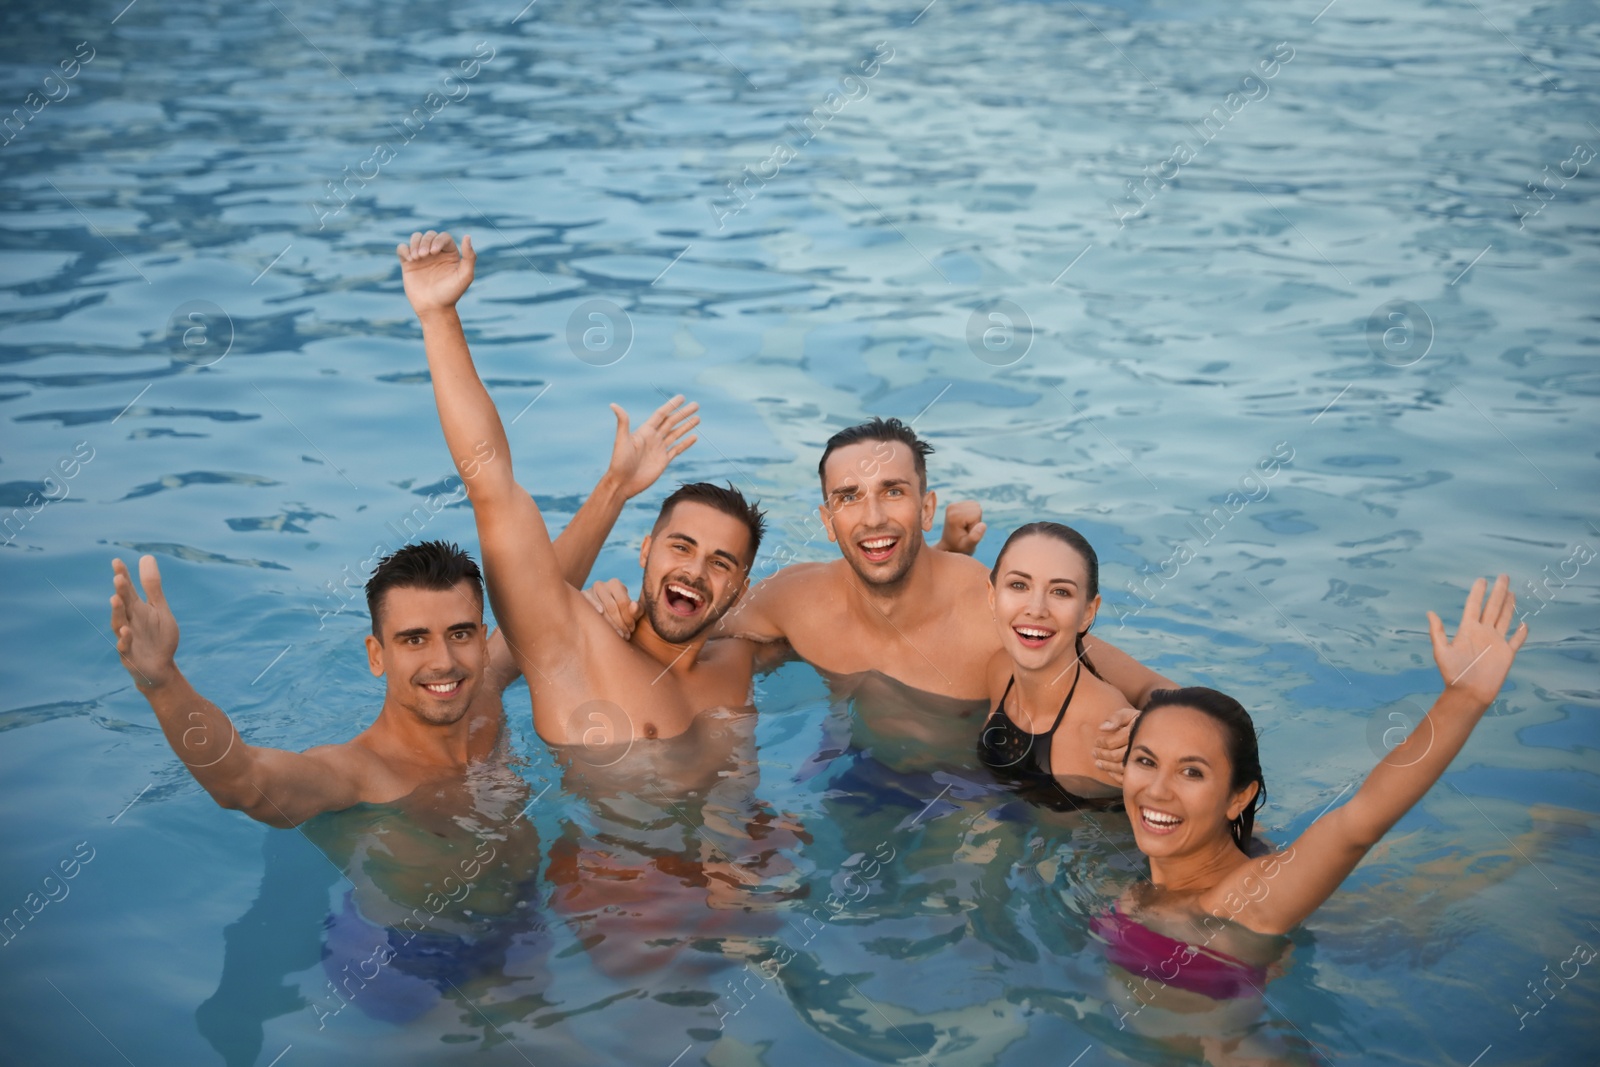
652, 481, 766, 567
1125, 687, 1268, 852
990, 521, 1101, 673
817, 416, 935, 494
364, 540, 483, 638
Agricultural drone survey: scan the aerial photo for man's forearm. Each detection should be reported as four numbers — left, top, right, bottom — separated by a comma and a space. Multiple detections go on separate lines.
417, 307, 516, 502
552, 471, 628, 588
1084, 636, 1174, 709
136, 669, 256, 810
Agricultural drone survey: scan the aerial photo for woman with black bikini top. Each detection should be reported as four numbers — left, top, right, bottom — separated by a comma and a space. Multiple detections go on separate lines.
977, 522, 1137, 809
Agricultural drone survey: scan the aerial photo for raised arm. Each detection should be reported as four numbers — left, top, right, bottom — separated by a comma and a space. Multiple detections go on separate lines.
111, 557, 366, 827
1202, 575, 1528, 935
935, 500, 987, 555
549, 394, 699, 588
1086, 635, 1175, 710
397, 231, 577, 661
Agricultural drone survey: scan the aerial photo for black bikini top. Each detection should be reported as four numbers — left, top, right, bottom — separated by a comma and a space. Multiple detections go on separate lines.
977, 664, 1082, 781
977, 665, 1123, 814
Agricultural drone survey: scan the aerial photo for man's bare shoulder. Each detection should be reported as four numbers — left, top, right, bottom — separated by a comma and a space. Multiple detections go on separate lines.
931, 547, 993, 585
754, 558, 847, 596
724, 559, 846, 637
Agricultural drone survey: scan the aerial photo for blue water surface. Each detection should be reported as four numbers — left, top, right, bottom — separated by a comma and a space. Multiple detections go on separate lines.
2, 0, 1598, 1064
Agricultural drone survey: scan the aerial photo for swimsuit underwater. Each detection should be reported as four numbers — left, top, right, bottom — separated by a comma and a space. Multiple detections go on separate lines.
1091, 900, 1269, 1001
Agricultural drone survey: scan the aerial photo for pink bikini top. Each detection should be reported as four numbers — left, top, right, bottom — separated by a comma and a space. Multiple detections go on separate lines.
1091, 901, 1268, 1001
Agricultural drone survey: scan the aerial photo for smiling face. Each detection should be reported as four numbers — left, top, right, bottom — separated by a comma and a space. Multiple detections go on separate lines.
819, 440, 936, 589
1122, 704, 1259, 860
637, 500, 752, 643
988, 533, 1101, 672
364, 580, 487, 727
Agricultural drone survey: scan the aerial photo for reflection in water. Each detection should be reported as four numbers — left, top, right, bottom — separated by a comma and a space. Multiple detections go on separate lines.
197, 759, 546, 1065
548, 706, 810, 983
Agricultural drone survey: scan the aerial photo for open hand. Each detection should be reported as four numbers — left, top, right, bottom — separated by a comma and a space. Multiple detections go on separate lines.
937, 500, 987, 555
584, 578, 641, 639
110, 556, 179, 689
607, 395, 699, 500
397, 230, 475, 316
1428, 574, 1527, 707
1093, 704, 1138, 781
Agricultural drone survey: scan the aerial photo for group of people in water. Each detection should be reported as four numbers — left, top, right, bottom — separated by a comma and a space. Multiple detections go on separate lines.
108, 228, 1530, 1029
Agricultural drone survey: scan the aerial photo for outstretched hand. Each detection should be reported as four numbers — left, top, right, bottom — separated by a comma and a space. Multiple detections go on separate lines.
397, 230, 476, 316
110, 556, 180, 689
937, 500, 987, 555
1428, 574, 1527, 707
607, 395, 700, 500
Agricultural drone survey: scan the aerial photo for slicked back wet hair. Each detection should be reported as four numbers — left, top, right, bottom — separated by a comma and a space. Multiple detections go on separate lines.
364, 540, 484, 638
653, 481, 766, 567
817, 417, 935, 494
1126, 687, 1268, 852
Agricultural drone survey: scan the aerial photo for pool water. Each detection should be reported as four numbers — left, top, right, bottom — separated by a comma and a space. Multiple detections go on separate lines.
2, 0, 1597, 1064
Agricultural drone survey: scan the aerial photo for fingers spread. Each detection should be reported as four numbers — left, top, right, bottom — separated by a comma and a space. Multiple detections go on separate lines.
1483, 573, 1511, 630
1460, 576, 1487, 633
664, 415, 700, 444
139, 555, 165, 607
1426, 609, 1446, 659
1509, 620, 1530, 654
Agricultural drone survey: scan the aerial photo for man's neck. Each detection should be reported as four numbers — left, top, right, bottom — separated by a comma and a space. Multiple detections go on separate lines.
630, 617, 709, 678
841, 539, 938, 626
370, 702, 478, 769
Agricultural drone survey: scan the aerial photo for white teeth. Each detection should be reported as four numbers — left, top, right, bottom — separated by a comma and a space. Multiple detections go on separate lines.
424, 681, 459, 693
861, 537, 895, 550
1141, 808, 1181, 826
666, 582, 704, 603
1016, 627, 1052, 639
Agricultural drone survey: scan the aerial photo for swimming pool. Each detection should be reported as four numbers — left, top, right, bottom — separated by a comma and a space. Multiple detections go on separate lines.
2, 0, 1596, 1063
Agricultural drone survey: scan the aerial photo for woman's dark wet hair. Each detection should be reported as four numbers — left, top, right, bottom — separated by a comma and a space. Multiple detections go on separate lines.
989, 521, 1101, 673
364, 540, 484, 637
1126, 687, 1268, 851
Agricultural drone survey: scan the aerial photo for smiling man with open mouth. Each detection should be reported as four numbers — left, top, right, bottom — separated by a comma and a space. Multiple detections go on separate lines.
399, 229, 772, 748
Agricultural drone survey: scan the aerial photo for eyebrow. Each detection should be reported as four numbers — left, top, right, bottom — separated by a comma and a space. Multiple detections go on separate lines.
829, 476, 911, 497
1129, 744, 1211, 768
1002, 569, 1079, 587
393, 621, 478, 639
666, 532, 744, 569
